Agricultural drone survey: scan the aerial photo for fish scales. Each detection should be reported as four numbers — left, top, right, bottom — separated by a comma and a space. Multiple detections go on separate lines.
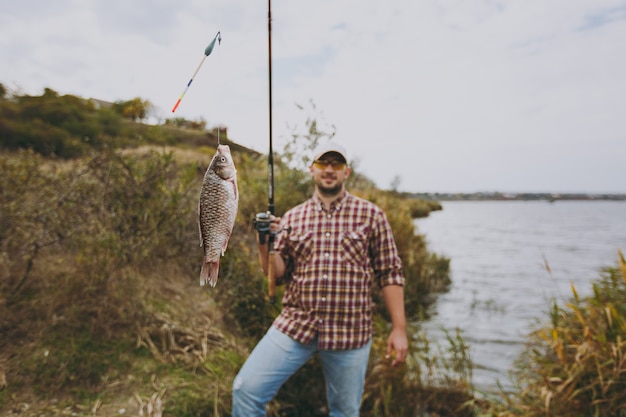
198, 145, 238, 287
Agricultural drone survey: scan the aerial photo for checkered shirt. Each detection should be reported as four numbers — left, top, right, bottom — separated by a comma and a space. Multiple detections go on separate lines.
272, 192, 404, 350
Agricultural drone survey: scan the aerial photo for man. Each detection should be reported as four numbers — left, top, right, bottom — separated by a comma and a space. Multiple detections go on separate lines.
232, 141, 408, 416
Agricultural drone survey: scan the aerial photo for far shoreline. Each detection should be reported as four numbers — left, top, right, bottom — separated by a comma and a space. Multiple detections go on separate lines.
407, 191, 626, 202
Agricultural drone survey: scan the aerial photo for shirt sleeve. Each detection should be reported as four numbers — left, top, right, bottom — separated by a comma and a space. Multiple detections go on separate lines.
370, 209, 405, 288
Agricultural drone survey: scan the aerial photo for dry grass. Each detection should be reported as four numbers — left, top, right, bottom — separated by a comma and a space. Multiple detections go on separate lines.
1, 92, 461, 416
0, 145, 460, 417
484, 250, 626, 417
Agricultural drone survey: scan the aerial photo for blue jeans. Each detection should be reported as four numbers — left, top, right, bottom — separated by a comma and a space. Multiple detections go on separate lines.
232, 326, 372, 417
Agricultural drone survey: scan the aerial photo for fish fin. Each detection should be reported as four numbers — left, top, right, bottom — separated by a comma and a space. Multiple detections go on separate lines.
199, 260, 220, 287
230, 178, 239, 200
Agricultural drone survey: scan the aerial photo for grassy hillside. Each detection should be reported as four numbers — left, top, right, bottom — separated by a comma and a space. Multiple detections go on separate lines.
1, 87, 463, 416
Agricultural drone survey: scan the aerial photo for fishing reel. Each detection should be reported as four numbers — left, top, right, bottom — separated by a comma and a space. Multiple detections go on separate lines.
253, 211, 273, 244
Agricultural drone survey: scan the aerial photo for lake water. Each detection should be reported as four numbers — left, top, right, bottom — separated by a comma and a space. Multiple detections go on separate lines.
415, 200, 626, 393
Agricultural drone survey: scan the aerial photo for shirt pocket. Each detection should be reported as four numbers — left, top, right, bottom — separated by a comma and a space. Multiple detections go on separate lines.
341, 229, 369, 267
287, 231, 313, 265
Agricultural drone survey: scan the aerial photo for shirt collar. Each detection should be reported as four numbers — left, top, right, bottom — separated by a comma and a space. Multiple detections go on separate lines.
312, 191, 349, 212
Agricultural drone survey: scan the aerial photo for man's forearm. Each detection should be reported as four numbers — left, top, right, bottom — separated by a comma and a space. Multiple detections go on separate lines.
382, 284, 408, 366
382, 284, 407, 331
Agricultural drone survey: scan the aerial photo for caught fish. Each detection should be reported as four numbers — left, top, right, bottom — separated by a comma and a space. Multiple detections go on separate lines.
198, 144, 239, 286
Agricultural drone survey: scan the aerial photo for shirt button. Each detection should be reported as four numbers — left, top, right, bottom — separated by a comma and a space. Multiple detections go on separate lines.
324, 253, 329, 257
327, 214, 332, 219
323, 274, 328, 279
325, 232, 330, 237
321, 297, 326, 302
319, 319, 324, 323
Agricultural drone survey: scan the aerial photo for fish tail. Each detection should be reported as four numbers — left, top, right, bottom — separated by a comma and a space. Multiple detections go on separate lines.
199, 260, 220, 287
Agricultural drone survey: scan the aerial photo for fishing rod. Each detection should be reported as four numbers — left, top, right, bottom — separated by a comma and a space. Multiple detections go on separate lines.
265, 0, 276, 303
254, 0, 277, 303
267, 0, 275, 217
171, 31, 222, 113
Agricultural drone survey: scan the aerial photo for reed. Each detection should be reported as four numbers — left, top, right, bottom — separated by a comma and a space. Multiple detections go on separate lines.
493, 250, 626, 417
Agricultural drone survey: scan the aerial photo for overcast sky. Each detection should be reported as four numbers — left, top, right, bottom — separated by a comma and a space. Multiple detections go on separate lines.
2, 0, 625, 193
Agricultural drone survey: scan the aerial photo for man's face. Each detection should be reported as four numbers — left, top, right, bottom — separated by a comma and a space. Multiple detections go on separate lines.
309, 152, 351, 196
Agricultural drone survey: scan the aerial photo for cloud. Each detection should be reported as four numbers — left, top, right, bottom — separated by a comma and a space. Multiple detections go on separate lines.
2, 0, 625, 193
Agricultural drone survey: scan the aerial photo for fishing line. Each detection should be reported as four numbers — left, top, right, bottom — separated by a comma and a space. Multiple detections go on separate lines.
213, 35, 223, 146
